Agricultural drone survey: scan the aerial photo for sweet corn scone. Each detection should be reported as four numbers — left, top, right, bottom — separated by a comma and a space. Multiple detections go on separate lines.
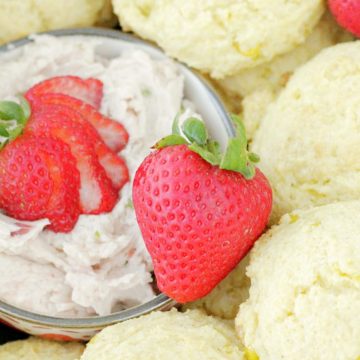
184, 256, 250, 320
217, 13, 351, 98
236, 201, 360, 360
214, 13, 353, 139
252, 41, 360, 221
113, 0, 325, 79
0, 0, 116, 45
81, 309, 244, 360
240, 87, 276, 141
0, 336, 85, 360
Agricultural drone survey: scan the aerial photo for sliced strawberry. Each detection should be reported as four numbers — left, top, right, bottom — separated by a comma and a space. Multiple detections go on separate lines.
26, 93, 129, 152
36, 137, 81, 232
26, 76, 103, 110
97, 148, 129, 191
0, 134, 81, 232
27, 105, 118, 214
29, 97, 129, 191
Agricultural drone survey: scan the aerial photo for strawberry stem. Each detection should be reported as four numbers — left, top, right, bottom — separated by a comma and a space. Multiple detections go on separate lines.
0, 98, 31, 150
155, 112, 259, 179
220, 114, 257, 179
182, 117, 208, 145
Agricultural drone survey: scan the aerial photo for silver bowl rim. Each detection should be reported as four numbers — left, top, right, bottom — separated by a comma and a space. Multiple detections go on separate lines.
0, 28, 235, 329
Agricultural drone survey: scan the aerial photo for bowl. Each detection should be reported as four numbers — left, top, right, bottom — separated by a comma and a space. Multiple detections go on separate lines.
0, 28, 235, 341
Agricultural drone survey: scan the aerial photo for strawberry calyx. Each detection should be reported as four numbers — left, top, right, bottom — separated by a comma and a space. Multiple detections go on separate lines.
154, 113, 259, 179
0, 97, 31, 150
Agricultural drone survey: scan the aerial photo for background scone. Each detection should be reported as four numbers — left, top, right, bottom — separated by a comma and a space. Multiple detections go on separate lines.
81, 309, 244, 359
236, 201, 360, 360
216, 13, 350, 100
252, 41, 360, 221
0, 0, 116, 45
184, 256, 250, 320
113, 0, 325, 78
213, 13, 353, 139
0, 337, 85, 359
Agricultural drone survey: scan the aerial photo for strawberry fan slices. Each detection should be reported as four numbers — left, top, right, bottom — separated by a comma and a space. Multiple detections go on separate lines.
26, 75, 104, 110
0, 76, 129, 233
26, 81, 129, 152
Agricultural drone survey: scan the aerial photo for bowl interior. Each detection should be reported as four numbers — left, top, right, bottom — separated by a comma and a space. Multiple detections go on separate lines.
0, 28, 234, 329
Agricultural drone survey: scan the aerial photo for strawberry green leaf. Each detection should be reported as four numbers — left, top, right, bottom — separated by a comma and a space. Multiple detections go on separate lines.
220, 137, 247, 173
0, 99, 31, 151
219, 114, 260, 179
7, 125, 23, 140
207, 140, 221, 159
182, 117, 208, 145
242, 163, 256, 180
158, 112, 260, 180
172, 108, 184, 136
249, 152, 260, 163
0, 125, 9, 137
172, 115, 181, 136
154, 134, 188, 149
231, 114, 247, 146
188, 142, 220, 165
19, 97, 31, 121
0, 101, 24, 123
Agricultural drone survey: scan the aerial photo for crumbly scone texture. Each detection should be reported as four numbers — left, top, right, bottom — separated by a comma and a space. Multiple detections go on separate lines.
0, 336, 85, 360
183, 256, 250, 320
216, 12, 352, 98
81, 309, 244, 360
241, 88, 276, 141
113, 0, 324, 78
236, 201, 360, 360
0, 0, 112, 44
252, 41, 360, 221
213, 13, 353, 140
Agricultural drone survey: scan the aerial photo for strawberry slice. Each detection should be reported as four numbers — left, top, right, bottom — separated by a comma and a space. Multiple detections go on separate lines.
29, 98, 129, 191
26, 76, 103, 110
0, 134, 81, 232
27, 105, 118, 214
26, 93, 129, 152
97, 148, 129, 191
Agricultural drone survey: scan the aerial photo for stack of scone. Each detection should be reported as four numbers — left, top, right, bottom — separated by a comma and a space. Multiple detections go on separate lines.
1, 0, 359, 359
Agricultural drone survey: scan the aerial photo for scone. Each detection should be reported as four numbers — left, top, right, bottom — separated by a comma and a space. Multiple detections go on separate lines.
113, 0, 325, 78
0, 0, 115, 45
0, 337, 84, 360
216, 13, 351, 99
81, 309, 244, 360
214, 13, 353, 139
240, 87, 276, 141
252, 41, 360, 221
236, 201, 360, 360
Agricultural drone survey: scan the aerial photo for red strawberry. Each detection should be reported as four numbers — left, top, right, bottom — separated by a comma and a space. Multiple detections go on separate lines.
0, 134, 81, 232
26, 76, 103, 109
27, 104, 118, 214
328, 0, 360, 37
29, 97, 129, 191
26, 93, 129, 152
133, 115, 272, 303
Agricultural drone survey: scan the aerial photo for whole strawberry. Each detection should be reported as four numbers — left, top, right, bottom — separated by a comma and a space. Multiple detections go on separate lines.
329, 0, 360, 38
133, 115, 272, 303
